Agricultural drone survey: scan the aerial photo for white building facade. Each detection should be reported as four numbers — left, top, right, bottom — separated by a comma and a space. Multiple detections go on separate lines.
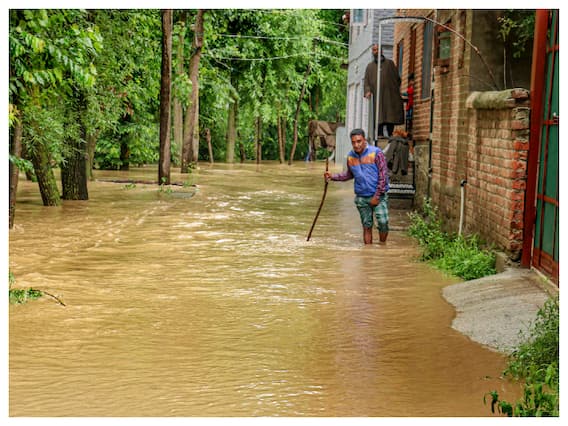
335, 9, 396, 166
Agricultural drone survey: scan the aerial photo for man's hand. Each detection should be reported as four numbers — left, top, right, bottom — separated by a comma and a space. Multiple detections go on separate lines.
324, 172, 332, 183
369, 195, 379, 206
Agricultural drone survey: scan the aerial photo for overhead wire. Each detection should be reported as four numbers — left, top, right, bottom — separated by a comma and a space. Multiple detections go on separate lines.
203, 51, 347, 62
203, 34, 347, 63
215, 33, 348, 47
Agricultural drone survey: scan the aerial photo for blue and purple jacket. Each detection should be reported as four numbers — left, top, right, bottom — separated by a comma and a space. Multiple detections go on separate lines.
331, 145, 390, 198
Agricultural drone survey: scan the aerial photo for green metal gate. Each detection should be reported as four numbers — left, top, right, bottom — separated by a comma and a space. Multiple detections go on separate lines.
524, 10, 559, 284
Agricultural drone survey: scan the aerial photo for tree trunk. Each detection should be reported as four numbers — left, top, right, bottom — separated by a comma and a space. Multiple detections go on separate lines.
119, 141, 130, 170
288, 64, 311, 165
226, 96, 237, 163
9, 108, 23, 229
190, 92, 200, 163
61, 91, 89, 200
239, 141, 245, 163
30, 141, 61, 206
159, 9, 173, 185
173, 12, 186, 166
60, 136, 89, 200
181, 9, 205, 173
255, 116, 262, 165
277, 112, 286, 164
21, 144, 35, 181
205, 128, 213, 163
282, 116, 287, 160
86, 131, 98, 180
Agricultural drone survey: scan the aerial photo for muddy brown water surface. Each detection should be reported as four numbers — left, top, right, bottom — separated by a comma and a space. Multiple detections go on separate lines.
9, 162, 519, 417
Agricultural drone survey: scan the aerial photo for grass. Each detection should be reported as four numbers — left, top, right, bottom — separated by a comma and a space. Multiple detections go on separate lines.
485, 297, 559, 416
407, 198, 496, 280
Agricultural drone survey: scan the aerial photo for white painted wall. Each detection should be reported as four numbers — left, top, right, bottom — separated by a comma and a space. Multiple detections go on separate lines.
336, 9, 396, 167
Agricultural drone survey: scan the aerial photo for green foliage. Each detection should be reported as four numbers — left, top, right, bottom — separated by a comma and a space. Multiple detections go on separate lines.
21, 101, 67, 165
9, 154, 34, 175
408, 198, 496, 280
407, 198, 448, 260
11, 8, 348, 178
9, 288, 43, 305
432, 234, 496, 281
159, 177, 174, 194
498, 10, 535, 59
10, 9, 101, 97
201, 9, 347, 162
8, 272, 43, 304
89, 10, 162, 170
486, 298, 559, 416
506, 298, 559, 381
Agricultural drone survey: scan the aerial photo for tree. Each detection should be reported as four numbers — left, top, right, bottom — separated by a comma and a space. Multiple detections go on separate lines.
89, 10, 162, 171
172, 12, 188, 165
181, 9, 205, 173
9, 9, 100, 211
289, 63, 311, 165
9, 99, 24, 228
159, 9, 173, 185
61, 90, 89, 200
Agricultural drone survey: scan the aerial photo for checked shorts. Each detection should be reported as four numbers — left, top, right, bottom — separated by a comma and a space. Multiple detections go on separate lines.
354, 194, 389, 232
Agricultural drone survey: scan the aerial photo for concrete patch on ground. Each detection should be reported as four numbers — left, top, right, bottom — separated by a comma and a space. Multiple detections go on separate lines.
442, 268, 554, 354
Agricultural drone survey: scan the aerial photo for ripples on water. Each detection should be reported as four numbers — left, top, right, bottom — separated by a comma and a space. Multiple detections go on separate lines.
9, 163, 518, 416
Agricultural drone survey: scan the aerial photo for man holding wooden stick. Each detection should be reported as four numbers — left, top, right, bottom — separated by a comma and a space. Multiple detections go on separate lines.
324, 128, 390, 244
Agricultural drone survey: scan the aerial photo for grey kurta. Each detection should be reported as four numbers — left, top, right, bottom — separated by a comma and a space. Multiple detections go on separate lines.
364, 57, 404, 125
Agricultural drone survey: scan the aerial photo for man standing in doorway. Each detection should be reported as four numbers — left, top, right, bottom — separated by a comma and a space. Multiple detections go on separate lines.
324, 128, 390, 244
364, 44, 404, 139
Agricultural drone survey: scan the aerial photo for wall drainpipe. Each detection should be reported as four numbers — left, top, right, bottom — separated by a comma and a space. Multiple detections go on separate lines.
459, 179, 467, 236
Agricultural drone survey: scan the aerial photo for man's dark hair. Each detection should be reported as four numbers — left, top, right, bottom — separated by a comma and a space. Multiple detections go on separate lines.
350, 128, 365, 138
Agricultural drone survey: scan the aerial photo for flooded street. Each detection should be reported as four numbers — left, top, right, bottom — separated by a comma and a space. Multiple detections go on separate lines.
9, 162, 519, 417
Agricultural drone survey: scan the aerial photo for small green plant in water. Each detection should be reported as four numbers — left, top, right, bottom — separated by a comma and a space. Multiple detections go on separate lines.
9, 271, 43, 304
122, 182, 137, 190
485, 298, 559, 416
159, 177, 173, 194
10, 288, 43, 304
408, 198, 496, 280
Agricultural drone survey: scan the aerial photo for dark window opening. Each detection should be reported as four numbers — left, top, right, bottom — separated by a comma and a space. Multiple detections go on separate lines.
421, 21, 433, 99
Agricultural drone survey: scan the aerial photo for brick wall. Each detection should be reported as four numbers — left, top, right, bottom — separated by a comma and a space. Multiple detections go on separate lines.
394, 9, 531, 259
429, 10, 471, 232
394, 10, 435, 207
464, 90, 530, 258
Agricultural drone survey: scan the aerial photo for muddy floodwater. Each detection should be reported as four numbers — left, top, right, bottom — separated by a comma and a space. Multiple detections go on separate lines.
9, 162, 519, 417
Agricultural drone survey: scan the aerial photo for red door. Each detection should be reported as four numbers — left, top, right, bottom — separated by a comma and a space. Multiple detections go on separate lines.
523, 10, 559, 285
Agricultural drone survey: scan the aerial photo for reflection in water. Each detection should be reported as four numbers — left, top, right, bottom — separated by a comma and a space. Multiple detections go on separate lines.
9, 163, 518, 416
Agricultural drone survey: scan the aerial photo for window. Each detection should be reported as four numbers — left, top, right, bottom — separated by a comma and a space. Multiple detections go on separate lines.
351, 9, 367, 26
421, 21, 433, 99
435, 23, 452, 69
397, 40, 404, 76
409, 27, 416, 76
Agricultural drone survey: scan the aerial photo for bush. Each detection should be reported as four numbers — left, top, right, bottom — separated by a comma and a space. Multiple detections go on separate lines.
408, 199, 496, 280
486, 298, 559, 416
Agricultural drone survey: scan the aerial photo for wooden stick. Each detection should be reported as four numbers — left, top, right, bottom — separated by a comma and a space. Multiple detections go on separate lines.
41, 290, 66, 307
306, 158, 329, 241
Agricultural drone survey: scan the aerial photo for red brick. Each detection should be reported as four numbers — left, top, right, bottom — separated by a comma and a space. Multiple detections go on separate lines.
511, 120, 529, 130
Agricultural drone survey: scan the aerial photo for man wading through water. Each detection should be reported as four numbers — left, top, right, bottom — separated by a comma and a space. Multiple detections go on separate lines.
324, 128, 390, 244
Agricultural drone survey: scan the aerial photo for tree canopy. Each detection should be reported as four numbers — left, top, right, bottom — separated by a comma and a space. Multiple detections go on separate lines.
9, 9, 348, 225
